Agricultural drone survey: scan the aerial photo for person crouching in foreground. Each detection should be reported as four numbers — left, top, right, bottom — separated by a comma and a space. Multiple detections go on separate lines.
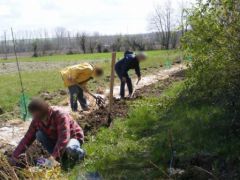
11, 98, 85, 167
115, 52, 147, 99
61, 63, 103, 112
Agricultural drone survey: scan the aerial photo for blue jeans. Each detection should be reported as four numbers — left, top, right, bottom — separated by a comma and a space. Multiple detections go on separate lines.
115, 66, 133, 98
68, 85, 88, 111
36, 130, 85, 161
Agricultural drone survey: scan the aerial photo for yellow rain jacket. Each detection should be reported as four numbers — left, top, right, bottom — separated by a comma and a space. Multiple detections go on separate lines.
60, 63, 95, 87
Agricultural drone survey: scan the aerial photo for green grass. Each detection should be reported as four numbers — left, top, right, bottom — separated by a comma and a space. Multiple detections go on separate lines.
0, 50, 179, 63
68, 80, 239, 179
0, 50, 181, 114
1, 52, 113, 63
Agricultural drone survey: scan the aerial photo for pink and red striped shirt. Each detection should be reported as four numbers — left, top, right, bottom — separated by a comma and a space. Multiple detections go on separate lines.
13, 107, 84, 159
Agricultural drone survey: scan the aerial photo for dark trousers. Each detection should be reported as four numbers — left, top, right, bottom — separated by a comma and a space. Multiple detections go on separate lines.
36, 130, 85, 168
115, 66, 133, 98
68, 85, 87, 111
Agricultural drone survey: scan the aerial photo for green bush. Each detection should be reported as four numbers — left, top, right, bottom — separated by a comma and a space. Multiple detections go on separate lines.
182, 0, 240, 135
182, 0, 240, 107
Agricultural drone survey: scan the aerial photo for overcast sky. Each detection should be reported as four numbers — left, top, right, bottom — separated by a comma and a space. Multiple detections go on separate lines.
0, 0, 195, 36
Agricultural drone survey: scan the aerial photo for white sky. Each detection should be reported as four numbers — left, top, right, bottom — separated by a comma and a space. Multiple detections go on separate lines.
0, 0, 195, 36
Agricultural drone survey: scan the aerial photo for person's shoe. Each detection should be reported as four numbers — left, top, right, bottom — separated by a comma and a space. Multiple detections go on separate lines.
78, 148, 86, 161
82, 107, 90, 111
71, 109, 78, 112
125, 94, 132, 99
115, 96, 124, 101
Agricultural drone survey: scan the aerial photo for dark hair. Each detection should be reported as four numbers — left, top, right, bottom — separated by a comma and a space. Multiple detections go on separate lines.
95, 67, 104, 76
28, 98, 50, 113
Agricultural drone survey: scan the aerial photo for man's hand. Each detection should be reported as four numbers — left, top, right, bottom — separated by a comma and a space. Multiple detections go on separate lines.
8, 156, 17, 166
122, 77, 126, 83
48, 156, 60, 167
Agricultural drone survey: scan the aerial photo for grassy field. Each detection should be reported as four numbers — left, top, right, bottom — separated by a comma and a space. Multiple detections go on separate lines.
0, 50, 179, 63
0, 50, 181, 115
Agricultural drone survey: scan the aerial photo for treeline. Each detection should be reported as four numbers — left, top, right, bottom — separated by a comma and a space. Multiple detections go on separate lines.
0, 0, 189, 59
0, 30, 182, 59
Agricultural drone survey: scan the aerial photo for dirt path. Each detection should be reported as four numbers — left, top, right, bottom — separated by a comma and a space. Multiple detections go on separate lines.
106, 64, 185, 97
0, 64, 185, 151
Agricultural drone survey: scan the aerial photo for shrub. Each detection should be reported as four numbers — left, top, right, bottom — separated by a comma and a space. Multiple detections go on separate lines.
182, 0, 240, 120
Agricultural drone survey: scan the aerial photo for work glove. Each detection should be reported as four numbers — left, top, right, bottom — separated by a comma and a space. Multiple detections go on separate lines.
36, 156, 59, 168
8, 156, 17, 166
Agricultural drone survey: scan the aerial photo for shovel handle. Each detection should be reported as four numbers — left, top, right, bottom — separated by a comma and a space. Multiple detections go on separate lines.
76, 84, 96, 99
136, 79, 140, 85
87, 91, 97, 99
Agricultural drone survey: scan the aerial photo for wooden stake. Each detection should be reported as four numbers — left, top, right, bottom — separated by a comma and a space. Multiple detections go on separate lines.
108, 52, 116, 125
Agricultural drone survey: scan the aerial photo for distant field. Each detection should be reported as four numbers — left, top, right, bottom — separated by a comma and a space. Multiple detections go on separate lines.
0, 50, 178, 63
0, 50, 181, 115
0, 52, 114, 63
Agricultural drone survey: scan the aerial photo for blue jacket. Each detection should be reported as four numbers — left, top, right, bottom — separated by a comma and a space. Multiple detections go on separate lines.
115, 56, 141, 78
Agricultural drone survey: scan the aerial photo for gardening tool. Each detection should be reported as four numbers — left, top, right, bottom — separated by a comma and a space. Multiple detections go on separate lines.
87, 91, 105, 108
76, 84, 105, 108
130, 79, 141, 99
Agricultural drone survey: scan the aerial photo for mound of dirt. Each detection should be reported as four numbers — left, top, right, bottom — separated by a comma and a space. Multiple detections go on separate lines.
76, 100, 129, 136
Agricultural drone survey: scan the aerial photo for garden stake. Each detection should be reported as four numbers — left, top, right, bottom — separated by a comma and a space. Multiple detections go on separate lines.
107, 52, 116, 127
11, 28, 28, 121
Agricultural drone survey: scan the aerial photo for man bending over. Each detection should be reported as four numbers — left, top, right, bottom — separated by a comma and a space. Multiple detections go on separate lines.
11, 98, 85, 167
115, 52, 147, 99
61, 63, 103, 112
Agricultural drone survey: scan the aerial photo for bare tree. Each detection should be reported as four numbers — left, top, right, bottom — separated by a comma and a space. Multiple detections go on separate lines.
3, 31, 8, 60
67, 31, 74, 54
96, 42, 103, 53
76, 32, 88, 54
55, 27, 66, 53
178, 0, 188, 37
0, 28, 165, 57
89, 37, 97, 53
171, 31, 178, 49
150, 1, 173, 49
124, 35, 145, 51
93, 32, 103, 53
32, 40, 38, 57
111, 36, 123, 52
42, 30, 52, 55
